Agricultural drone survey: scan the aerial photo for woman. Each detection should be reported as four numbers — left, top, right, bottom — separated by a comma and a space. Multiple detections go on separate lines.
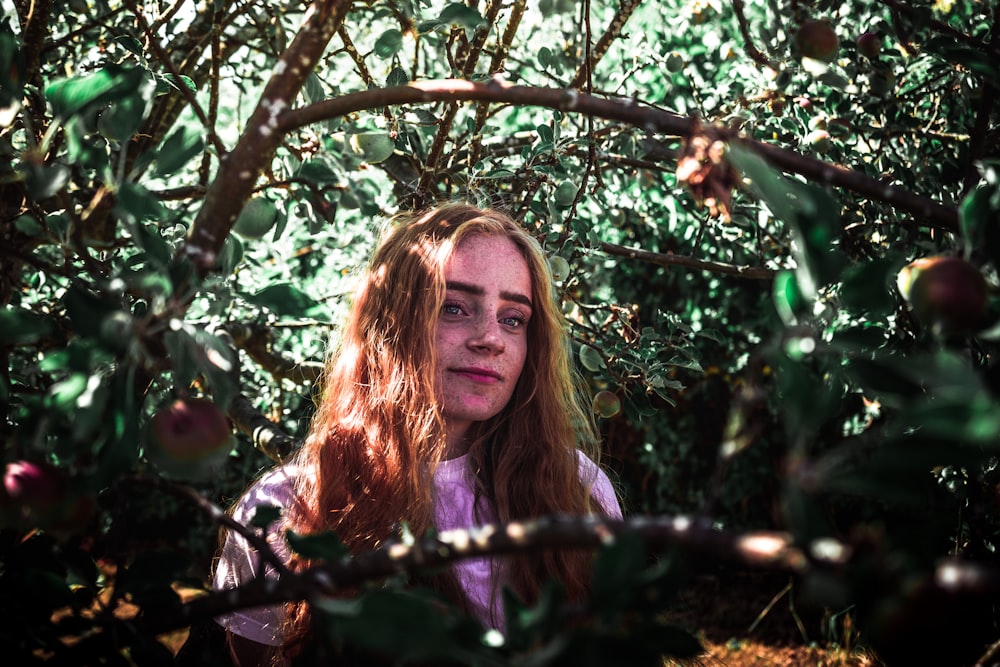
213, 203, 622, 665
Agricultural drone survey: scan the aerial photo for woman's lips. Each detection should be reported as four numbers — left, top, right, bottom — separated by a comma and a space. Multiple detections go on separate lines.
452, 367, 501, 384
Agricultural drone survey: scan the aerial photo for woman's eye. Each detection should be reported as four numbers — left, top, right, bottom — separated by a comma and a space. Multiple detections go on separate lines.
442, 303, 464, 316
501, 314, 527, 328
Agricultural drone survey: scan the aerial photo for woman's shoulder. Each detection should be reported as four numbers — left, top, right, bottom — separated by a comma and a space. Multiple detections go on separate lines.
574, 449, 623, 519
229, 464, 302, 524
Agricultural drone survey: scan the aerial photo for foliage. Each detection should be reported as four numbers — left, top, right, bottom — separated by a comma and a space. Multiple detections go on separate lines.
1, 0, 999, 664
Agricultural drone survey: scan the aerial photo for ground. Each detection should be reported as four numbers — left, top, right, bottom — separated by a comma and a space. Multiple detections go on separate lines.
664, 570, 880, 667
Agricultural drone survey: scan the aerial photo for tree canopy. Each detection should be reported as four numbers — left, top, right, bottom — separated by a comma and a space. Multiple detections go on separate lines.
2, 0, 999, 664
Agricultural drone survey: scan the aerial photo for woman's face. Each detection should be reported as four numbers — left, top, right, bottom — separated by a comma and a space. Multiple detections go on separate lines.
434, 233, 533, 455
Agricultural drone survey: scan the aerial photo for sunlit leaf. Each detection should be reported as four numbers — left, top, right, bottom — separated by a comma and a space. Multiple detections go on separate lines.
374, 29, 404, 59
45, 65, 146, 119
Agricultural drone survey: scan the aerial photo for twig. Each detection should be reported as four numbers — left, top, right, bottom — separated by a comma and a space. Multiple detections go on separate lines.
121, 0, 228, 157
732, 0, 777, 69
569, 0, 642, 90
227, 394, 299, 463
180, 0, 350, 283
119, 474, 290, 577
599, 240, 777, 280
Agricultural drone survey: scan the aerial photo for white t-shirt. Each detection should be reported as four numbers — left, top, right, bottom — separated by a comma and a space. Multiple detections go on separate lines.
213, 451, 622, 645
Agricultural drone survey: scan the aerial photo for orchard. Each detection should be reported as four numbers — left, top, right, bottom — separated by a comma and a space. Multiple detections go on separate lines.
2, 1, 999, 665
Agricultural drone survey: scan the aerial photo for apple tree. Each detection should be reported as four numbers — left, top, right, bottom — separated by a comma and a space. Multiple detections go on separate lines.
1, 0, 999, 664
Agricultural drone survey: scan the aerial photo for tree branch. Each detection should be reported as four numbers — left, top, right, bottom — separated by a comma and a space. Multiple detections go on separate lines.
122, 0, 227, 156
139, 511, 1000, 635
178, 0, 351, 281
599, 241, 778, 280
569, 0, 642, 90
281, 79, 959, 230
227, 394, 299, 463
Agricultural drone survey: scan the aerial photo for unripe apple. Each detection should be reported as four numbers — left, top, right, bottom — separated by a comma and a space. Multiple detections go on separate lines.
548, 256, 570, 282
868, 68, 896, 97
349, 131, 395, 163
665, 52, 685, 73
795, 19, 839, 62
579, 344, 605, 372
592, 390, 622, 418
897, 256, 988, 334
233, 197, 278, 240
554, 180, 578, 207
856, 32, 881, 59
3, 460, 70, 529
147, 397, 232, 477
804, 129, 831, 152
100, 310, 134, 352
827, 117, 853, 139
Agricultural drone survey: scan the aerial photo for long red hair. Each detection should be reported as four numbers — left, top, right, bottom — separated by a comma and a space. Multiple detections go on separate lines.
284, 202, 606, 643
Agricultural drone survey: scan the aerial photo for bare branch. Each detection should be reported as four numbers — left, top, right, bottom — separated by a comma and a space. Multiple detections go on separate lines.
119, 474, 290, 577
227, 394, 299, 463
569, 0, 642, 90
732, 0, 778, 69
140, 511, 1000, 635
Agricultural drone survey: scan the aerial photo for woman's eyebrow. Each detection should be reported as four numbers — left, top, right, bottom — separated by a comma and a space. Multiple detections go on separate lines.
446, 280, 533, 308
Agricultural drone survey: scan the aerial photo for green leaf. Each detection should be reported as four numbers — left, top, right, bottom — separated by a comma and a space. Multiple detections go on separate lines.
250, 505, 282, 529
63, 285, 119, 338
772, 269, 807, 324
285, 529, 348, 560
45, 65, 146, 119
438, 3, 487, 31
154, 124, 204, 176
728, 143, 844, 293
296, 158, 338, 183
45, 373, 90, 413
20, 162, 70, 200
0, 20, 24, 107
960, 182, 1000, 269
374, 29, 404, 59
114, 35, 144, 58
386, 66, 409, 87
590, 533, 646, 611
155, 73, 197, 95
0, 308, 55, 344
839, 256, 901, 316
247, 283, 325, 318
14, 213, 45, 236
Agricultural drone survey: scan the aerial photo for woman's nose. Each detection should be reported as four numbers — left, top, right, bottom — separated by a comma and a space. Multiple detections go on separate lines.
467, 317, 505, 354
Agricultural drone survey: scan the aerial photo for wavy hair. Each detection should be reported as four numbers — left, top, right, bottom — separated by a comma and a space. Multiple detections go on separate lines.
283, 202, 606, 647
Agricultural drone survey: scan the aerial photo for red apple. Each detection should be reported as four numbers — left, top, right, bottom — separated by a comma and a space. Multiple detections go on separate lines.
796, 19, 839, 62
3, 460, 71, 529
897, 256, 988, 334
147, 397, 232, 476
856, 32, 881, 59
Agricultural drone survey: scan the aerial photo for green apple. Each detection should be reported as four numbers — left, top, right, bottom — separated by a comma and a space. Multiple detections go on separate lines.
548, 256, 570, 282
554, 180, 578, 207
349, 131, 395, 163
592, 390, 621, 418
233, 197, 278, 239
